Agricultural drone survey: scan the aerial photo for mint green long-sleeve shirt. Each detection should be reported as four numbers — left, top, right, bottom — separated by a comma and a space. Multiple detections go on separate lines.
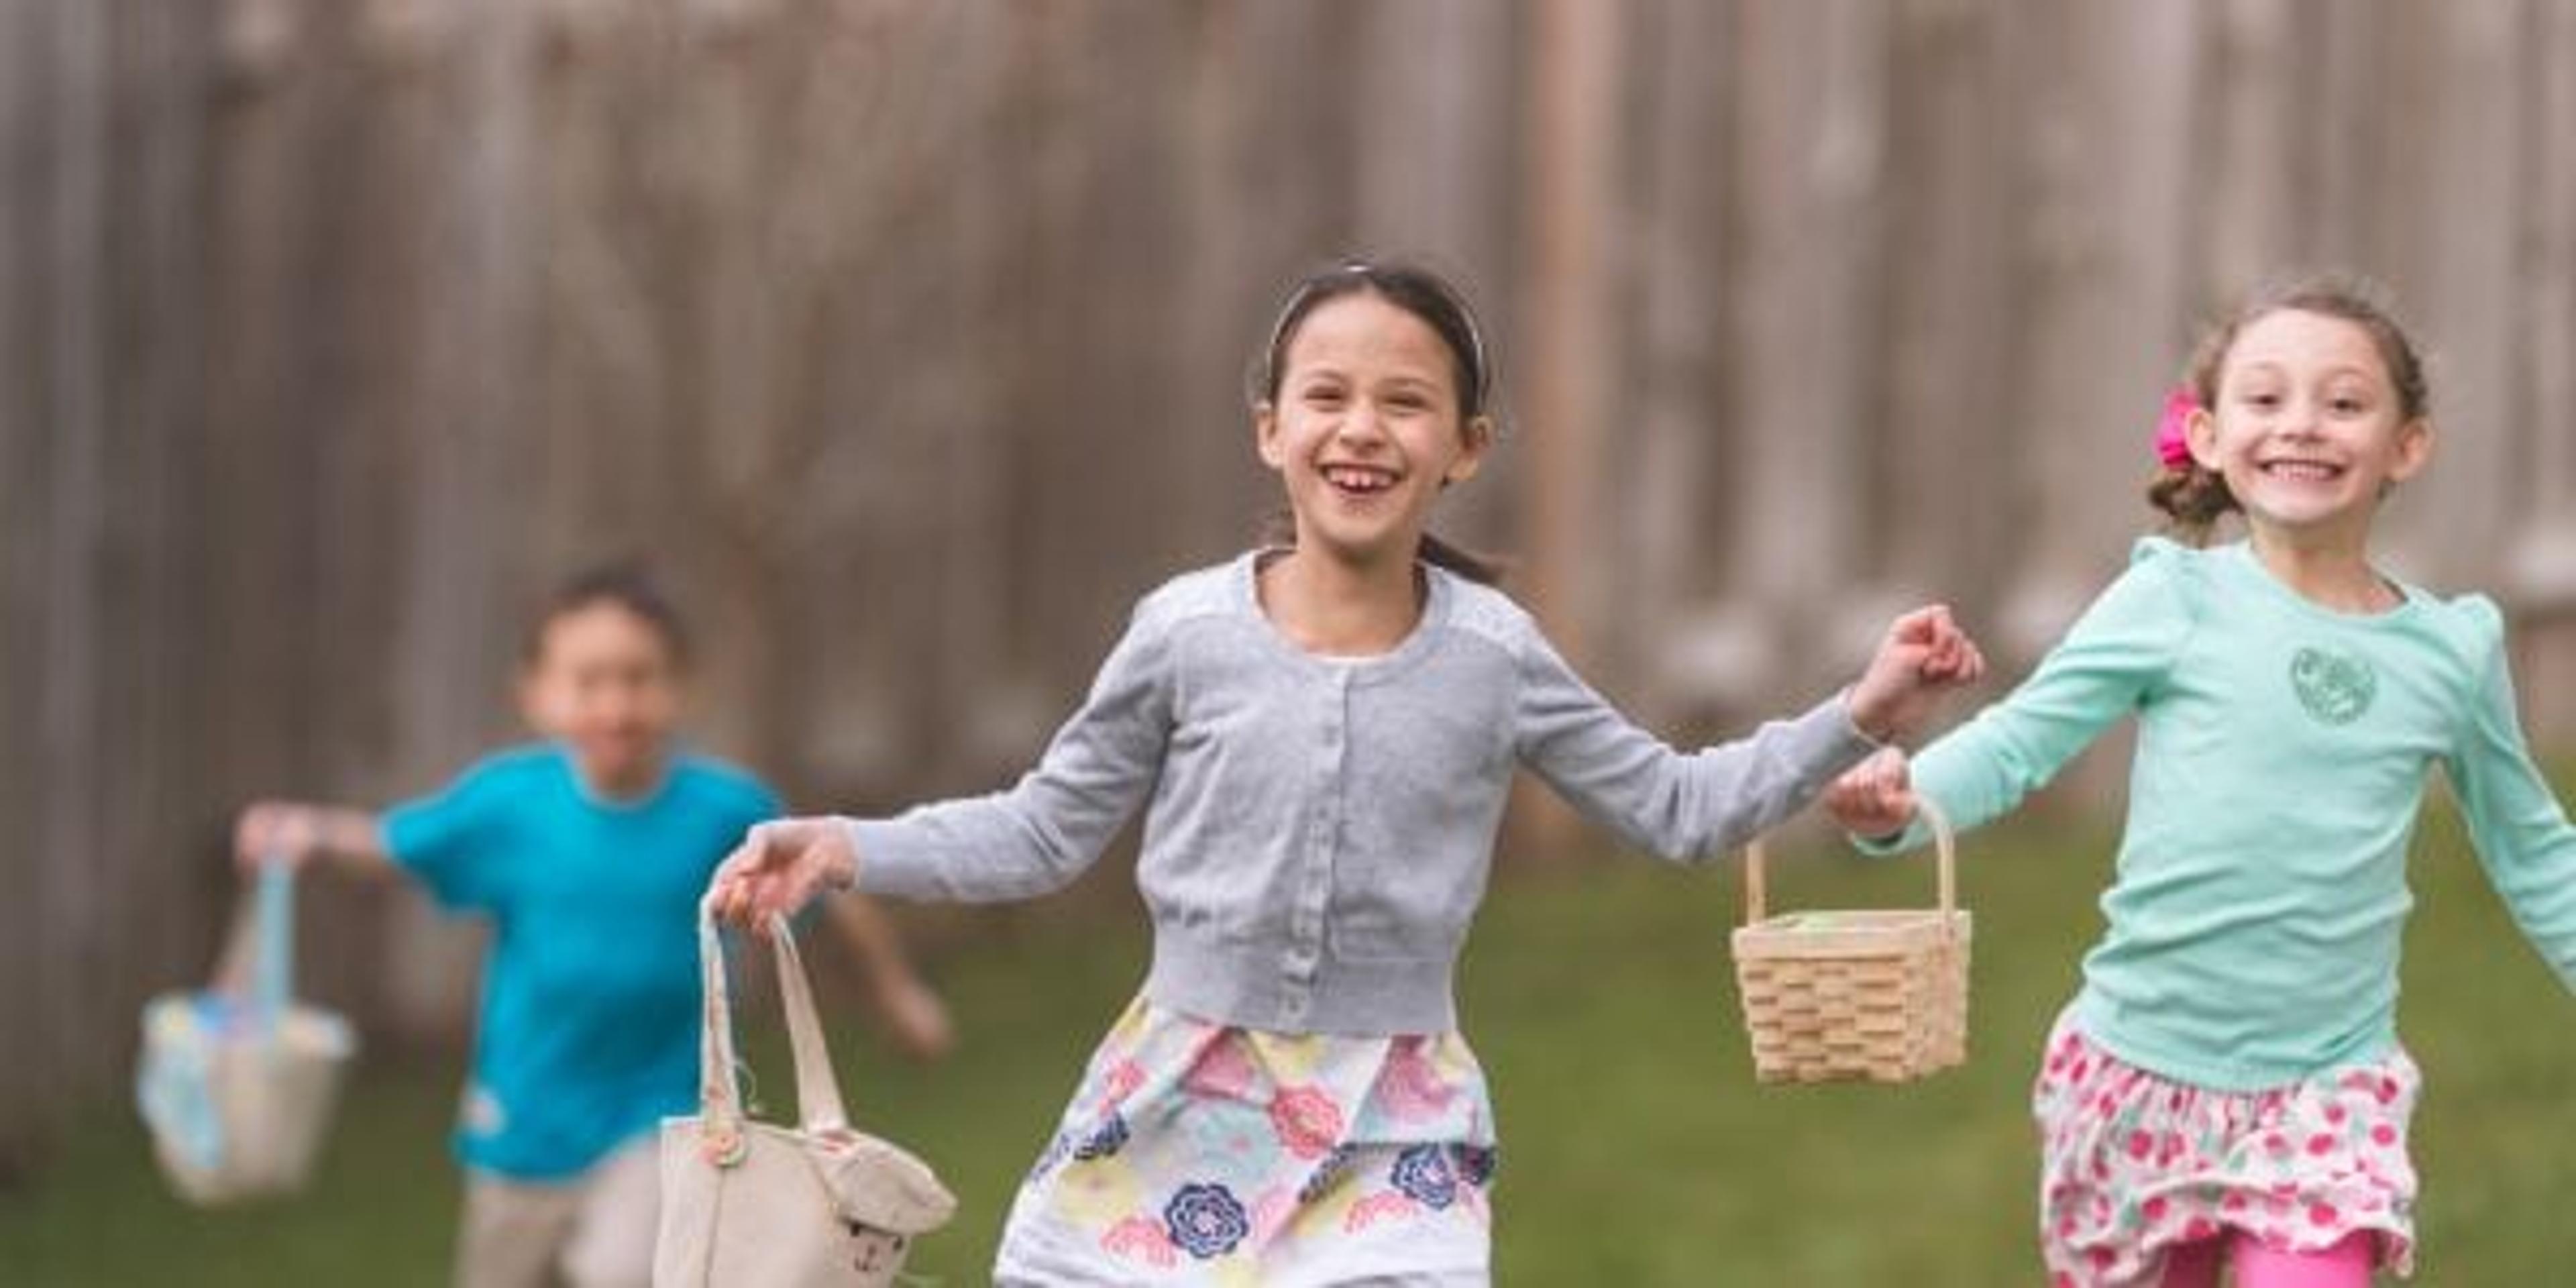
1872, 537, 2576, 1090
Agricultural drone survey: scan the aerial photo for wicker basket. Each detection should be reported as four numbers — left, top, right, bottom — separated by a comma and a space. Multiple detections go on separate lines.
1729, 801, 1968, 1083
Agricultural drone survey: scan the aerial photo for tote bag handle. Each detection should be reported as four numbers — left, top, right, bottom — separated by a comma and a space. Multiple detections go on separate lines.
695, 904, 851, 1148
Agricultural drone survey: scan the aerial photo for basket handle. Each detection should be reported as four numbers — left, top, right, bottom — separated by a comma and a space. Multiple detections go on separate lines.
253, 861, 295, 1016
211, 857, 298, 1024
1742, 796, 1955, 928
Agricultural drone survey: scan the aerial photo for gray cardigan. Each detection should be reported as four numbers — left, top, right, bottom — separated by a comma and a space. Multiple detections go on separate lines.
849, 551, 1880, 1034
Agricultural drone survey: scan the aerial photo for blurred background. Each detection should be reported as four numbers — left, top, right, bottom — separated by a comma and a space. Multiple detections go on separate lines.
5, 0, 2574, 1281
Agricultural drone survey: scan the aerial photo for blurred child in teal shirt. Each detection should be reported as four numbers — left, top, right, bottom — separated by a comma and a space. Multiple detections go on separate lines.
235, 563, 951, 1288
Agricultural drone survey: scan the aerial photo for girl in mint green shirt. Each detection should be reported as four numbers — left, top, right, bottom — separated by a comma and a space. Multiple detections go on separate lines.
1827, 276, 2576, 1288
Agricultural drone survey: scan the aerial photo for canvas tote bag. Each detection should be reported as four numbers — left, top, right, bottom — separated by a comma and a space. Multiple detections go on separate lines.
655, 907, 956, 1287
136, 862, 358, 1205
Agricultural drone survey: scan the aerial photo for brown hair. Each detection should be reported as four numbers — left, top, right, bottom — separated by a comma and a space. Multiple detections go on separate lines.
1249, 258, 1507, 584
522, 559, 690, 667
2149, 272, 2431, 543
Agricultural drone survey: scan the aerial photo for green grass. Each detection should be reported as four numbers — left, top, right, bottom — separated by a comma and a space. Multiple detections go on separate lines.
5, 806, 2573, 1283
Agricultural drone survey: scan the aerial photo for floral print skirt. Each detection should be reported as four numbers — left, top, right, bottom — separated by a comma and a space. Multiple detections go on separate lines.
992, 996, 1498, 1286
2033, 1008, 2420, 1287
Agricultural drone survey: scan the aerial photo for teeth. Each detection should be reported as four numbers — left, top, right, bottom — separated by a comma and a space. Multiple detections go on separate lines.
1324, 466, 1394, 492
2264, 462, 2339, 480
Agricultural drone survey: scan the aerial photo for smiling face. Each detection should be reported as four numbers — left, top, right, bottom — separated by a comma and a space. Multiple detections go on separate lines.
1254, 290, 1491, 572
2186, 307, 2432, 549
518, 600, 684, 798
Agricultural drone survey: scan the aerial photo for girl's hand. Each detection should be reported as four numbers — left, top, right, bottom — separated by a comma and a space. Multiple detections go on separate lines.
1824, 747, 1918, 840
1846, 604, 1985, 744
708, 817, 859, 930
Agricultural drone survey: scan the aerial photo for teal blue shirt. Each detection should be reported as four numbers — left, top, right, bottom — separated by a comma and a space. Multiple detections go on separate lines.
384, 743, 779, 1179
1870, 539, 2576, 1089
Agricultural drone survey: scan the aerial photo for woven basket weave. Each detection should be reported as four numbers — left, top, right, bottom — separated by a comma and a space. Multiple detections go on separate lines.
1730, 801, 1968, 1083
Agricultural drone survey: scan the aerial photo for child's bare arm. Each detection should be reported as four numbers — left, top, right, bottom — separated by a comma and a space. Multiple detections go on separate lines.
818, 895, 955, 1061
233, 800, 398, 877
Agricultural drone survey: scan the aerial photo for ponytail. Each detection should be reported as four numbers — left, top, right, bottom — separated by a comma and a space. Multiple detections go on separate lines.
2145, 467, 2236, 547
1417, 532, 1507, 586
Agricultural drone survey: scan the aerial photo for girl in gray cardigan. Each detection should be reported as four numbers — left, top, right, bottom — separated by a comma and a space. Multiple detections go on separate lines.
712, 260, 1984, 1284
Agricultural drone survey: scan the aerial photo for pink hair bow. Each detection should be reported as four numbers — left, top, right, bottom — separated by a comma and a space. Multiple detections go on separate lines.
2155, 386, 2198, 470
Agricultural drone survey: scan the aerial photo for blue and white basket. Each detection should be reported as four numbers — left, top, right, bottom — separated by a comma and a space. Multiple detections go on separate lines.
137, 863, 356, 1205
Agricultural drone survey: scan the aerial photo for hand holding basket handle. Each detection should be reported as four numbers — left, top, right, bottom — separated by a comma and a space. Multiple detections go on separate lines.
1818, 747, 1920, 841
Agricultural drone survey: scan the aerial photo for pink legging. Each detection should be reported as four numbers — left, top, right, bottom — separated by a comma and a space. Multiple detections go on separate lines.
2158, 1232, 2377, 1287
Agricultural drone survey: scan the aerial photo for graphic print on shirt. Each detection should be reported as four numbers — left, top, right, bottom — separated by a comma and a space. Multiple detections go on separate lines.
2290, 645, 2377, 726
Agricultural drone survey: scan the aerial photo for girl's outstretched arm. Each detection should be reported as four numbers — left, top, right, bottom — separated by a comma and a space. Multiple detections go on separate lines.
2443, 600, 2576, 991
1856, 541, 2194, 853
1516, 604, 1981, 863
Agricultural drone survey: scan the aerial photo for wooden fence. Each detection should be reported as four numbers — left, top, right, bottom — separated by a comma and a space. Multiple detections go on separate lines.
5, 0, 2573, 1169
